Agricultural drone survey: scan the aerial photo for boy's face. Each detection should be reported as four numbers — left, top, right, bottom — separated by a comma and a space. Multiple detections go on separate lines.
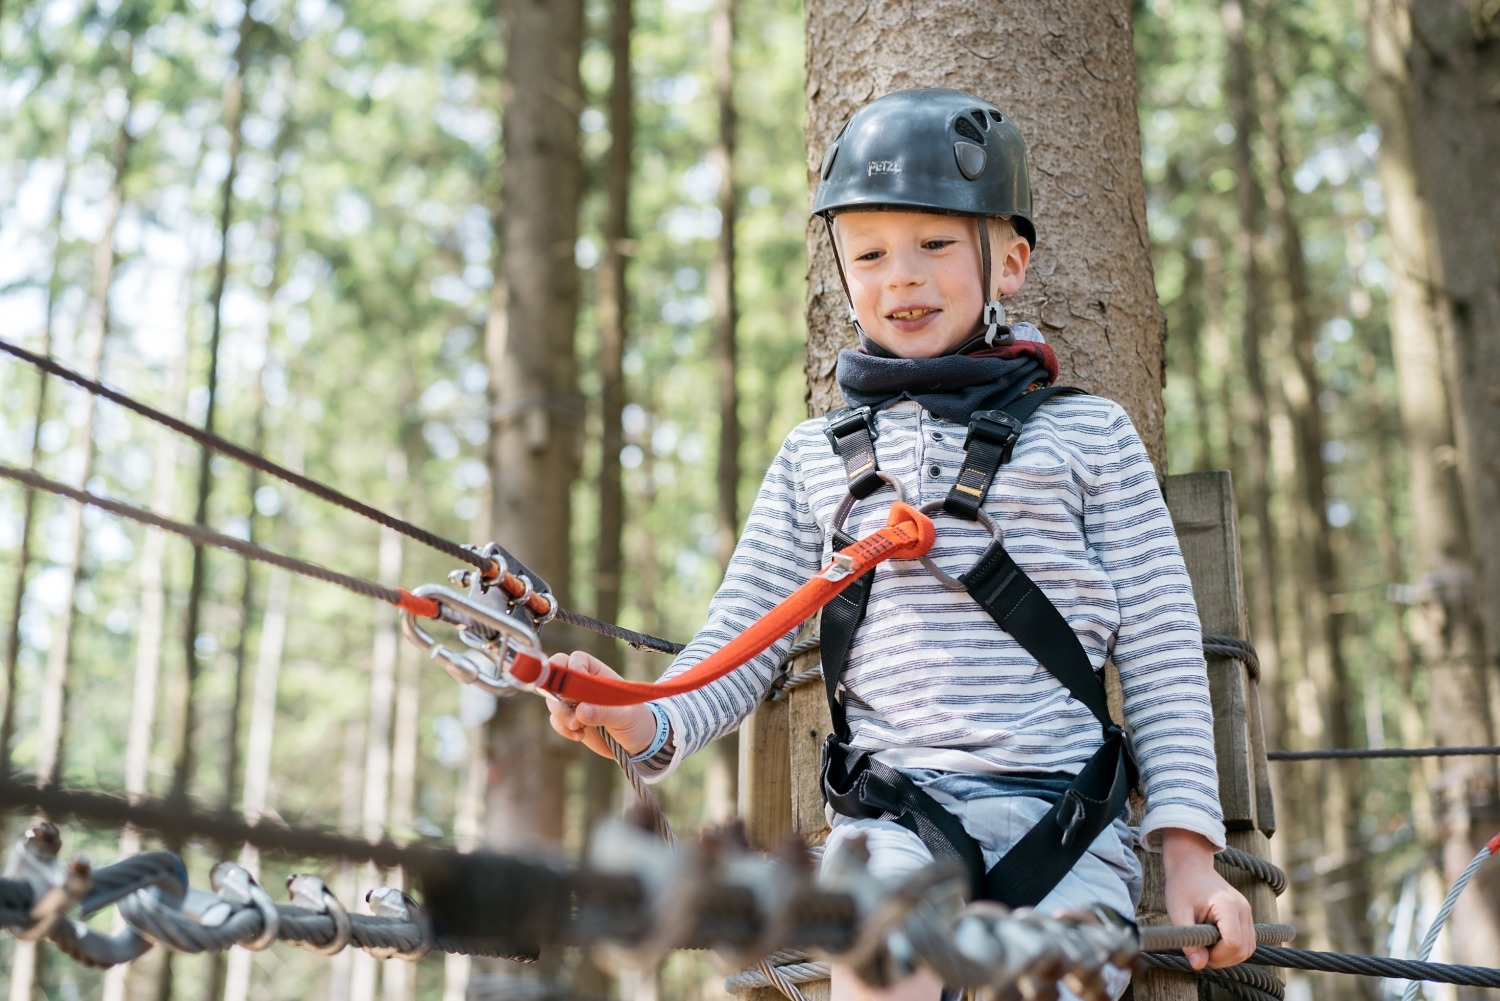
834, 210, 1025, 359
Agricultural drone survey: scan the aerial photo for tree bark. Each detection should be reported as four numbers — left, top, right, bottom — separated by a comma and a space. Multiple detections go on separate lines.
706, 0, 741, 827
805, 0, 1167, 464
1257, 10, 1371, 985
169, 0, 253, 821
1364, 0, 1500, 981
0, 154, 71, 777
481, 0, 584, 989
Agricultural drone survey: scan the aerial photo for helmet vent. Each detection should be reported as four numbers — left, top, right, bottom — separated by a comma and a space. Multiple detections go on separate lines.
954, 116, 986, 146
989, 110, 1004, 123
820, 142, 840, 179
954, 141, 987, 180
968, 110, 991, 132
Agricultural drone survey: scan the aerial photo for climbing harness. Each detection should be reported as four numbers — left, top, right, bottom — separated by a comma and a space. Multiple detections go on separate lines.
818, 386, 1138, 908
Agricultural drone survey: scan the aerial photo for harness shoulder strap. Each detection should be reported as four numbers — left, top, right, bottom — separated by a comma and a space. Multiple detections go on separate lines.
824, 405, 883, 500
943, 386, 1081, 520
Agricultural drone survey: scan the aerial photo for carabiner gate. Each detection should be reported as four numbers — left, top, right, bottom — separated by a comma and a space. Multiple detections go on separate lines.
399, 584, 548, 697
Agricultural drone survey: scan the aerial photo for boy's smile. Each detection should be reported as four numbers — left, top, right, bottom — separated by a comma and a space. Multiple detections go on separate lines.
834, 210, 1028, 359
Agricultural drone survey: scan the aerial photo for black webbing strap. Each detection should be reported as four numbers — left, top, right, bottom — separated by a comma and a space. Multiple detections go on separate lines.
960, 539, 1137, 906
959, 540, 1111, 724
821, 738, 991, 897
980, 731, 1134, 906
824, 406, 884, 500
821, 531, 874, 741
943, 386, 1080, 520
819, 405, 885, 738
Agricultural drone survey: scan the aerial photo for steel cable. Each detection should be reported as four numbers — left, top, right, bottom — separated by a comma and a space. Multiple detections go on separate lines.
0, 463, 418, 611
1401, 837, 1496, 1001
1214, 846, 1288, 897
0, 338, 685, 656
1250, 945, 1500, 988
0, 337, 492, 574
1141, 952, 1283, 1001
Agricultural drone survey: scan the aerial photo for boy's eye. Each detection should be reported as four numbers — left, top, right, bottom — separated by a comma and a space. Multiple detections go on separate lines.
853, 249, 883, 262
923, 239, 955, 251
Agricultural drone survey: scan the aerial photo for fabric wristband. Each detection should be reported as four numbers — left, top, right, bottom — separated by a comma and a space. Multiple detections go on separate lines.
628, 703, 672, 763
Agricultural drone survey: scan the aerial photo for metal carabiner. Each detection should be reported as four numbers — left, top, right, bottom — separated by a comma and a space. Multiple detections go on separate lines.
825, 471, 1002, 592
914, 498, 1003, 591
399, 584, 547, 697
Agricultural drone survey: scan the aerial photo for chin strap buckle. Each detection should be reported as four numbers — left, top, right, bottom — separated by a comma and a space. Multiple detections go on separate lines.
982, 301, 1014, 347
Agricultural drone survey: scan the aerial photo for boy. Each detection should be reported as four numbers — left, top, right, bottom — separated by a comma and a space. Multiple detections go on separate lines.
547, 88, 1253, 1000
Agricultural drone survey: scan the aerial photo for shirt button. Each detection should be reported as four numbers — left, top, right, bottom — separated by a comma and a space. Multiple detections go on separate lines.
929, 465, 942, 477
932, 432, 945, 441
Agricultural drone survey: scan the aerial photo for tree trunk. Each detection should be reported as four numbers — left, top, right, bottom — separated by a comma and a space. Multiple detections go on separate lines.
32, 74, 134, 791
168, 0, 252, 822
0, 156, 71, 776
481, 0, 584, 989
17, 53, 133, 1001
221, 438, 299, 1001
805, 0, 1167, 462
1257, 13, 1370, 986
1364, 0, 1500, 981
100, 320, 191, 1001
706, 0, 741, 827
349, 478, 408, 1001
574, 2, 634, 989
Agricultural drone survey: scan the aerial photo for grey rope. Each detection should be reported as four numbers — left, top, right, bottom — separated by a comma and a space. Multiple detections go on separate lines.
725, 951, 829, 994
1201, 633, 1260, 681
602, 730, 678, 849
1401, 839, 1496, 1001
1216, 845, 1289, 896
1251, 946, 1500, 988
1142, 952, 1283, 1001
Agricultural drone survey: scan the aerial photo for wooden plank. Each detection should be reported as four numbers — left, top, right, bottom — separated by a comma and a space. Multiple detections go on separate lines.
787, 654, 833, 847
741, 647, 829, 1001
738, 697, 792, 853
1165, 472, 1258, 831
1160, 472, 1282, 1001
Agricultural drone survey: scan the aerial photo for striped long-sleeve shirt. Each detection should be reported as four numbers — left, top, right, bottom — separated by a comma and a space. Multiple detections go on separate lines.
648, 394, 1226, 851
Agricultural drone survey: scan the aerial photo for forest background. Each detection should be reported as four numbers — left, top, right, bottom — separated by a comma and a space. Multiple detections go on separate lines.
1, 1, 1498, 1000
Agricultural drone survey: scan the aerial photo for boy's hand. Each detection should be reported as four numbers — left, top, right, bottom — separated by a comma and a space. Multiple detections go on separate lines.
1160, 828, 1255, 969
543, 651, 661, 760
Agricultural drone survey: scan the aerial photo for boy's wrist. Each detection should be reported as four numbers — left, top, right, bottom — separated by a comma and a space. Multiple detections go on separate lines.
1159, 828, 1218, 870
627, 703, 672, 762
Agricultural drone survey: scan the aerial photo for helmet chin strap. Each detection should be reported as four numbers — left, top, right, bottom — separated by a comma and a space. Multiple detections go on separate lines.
974, 217, 1014, 350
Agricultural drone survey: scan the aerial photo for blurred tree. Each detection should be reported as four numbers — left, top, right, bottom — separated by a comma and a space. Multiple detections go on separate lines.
1365, 0, 1500, 983
706, 0, 741, 827
480, 0, 585, 992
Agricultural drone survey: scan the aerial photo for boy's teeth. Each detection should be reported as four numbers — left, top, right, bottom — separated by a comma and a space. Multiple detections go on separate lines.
891, 309, 929, 319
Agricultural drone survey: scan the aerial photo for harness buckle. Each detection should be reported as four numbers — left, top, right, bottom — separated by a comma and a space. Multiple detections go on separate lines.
964, 410, 1024, 463
823, 405, 879, 450
1107, 723, 1141, 789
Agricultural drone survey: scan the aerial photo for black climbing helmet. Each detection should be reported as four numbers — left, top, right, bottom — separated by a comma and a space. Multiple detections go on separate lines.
811, 87, 1035, 248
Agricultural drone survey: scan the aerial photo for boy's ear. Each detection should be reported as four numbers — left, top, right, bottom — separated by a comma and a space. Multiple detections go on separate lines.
993, 235, 1030, 297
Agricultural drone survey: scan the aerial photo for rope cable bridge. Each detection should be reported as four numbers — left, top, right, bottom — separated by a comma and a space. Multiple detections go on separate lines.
4, 338, 1500, 998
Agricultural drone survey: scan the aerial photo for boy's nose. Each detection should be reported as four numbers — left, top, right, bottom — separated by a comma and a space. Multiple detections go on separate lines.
885, 249, 926, 287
